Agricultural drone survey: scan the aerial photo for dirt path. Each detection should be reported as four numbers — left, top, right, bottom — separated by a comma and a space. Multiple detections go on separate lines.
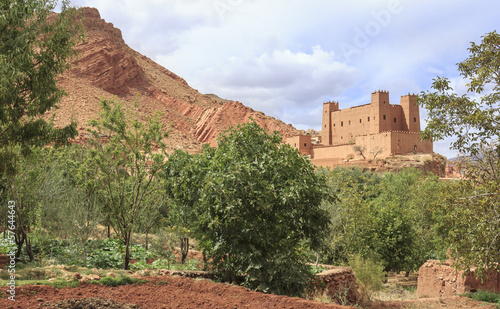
0, 276, 351, 309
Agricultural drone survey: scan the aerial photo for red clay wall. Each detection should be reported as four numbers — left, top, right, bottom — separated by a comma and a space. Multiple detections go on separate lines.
417, 260, 500, 298
312, 267, 360, 305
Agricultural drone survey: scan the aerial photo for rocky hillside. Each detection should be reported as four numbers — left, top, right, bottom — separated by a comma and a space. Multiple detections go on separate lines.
53, 7, 299, 151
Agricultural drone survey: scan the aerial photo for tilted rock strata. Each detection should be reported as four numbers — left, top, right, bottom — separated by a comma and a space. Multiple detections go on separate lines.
51, 7, 299, 150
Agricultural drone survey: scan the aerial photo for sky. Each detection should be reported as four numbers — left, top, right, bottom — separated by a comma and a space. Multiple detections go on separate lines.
65, 0, 500, 159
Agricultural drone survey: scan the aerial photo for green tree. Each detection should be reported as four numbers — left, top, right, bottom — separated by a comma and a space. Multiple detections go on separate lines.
86, 99, 167, 270
437, 176, 499, 277
163, 149, 207, 264
320, 168, 447, 272
0, 0, 84, 174
418, 31, 499, 155
196, 122, 330, 296
40, 145, 101, 266
2, 146, 46, 261
318, 167, 380, 265
418, 31, 500, 276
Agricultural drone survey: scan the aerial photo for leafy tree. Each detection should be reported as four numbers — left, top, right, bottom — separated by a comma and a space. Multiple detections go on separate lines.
320, 168, 446, 272
438, 177, 500, 278
196, 122, 330, 296
86, 99, 167, 270
418, 31, 500, 276
135, 191, 166, 252
0, 0, 84, 174
2, 146, 45, 260
318, 167, 380, 264
40, 145, 101, 266
418, 31, 499, 155
369, 170, 445, 272
163, 149, 206, 264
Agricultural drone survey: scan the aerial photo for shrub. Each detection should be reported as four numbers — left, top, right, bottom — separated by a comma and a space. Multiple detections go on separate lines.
462, 290, 500, 305
349, 254, 386, 302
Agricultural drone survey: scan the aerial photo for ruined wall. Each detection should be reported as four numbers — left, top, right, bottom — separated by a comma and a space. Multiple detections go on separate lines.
311, 267, 360, 306
417, 260, 500, 298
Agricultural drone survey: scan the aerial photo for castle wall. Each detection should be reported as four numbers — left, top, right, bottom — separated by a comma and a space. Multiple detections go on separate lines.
305, 131, 433, 168
325, 91, 418, 146
330, 103, 376, 144
290, 91, 432, 168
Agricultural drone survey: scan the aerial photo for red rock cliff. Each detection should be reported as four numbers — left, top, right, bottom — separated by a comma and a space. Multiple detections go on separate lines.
53, 7, 299, 150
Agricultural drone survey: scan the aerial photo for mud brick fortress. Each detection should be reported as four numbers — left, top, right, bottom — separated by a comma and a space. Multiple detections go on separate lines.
287, 91, 433, 168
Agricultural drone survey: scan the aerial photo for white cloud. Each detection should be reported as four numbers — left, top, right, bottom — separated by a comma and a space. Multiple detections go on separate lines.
191, 46, 360, 128
426, 67, 444, 75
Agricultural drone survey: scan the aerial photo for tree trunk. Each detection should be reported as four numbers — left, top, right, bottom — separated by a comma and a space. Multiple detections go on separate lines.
14, 231, 25, 259
23, 229, 34, 262
405, 271, 410, 277
107, 224, 111, 239
124, 230, 131, 270
145, 229, 149, 251
180, 237, 189, 264
202, 250, 207, 271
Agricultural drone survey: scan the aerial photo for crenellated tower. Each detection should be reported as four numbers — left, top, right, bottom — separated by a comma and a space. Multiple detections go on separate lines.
371, 90, 392, 132
400, 93, 420, 132
322, 101, 339, 146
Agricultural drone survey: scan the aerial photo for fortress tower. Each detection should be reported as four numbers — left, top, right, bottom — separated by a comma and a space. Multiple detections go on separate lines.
400, 93, 420, 133
322, 101, 339, 146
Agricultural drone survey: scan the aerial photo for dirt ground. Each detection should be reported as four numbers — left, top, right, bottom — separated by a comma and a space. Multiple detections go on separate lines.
0, 275, 496, 309
0, 275, 351, 309
0, 254, 497, 309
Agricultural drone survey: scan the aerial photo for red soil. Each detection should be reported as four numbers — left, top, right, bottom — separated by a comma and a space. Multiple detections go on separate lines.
0, 275, 350, 309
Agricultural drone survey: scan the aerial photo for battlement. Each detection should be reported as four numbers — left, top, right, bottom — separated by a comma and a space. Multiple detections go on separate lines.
401, 92, 417, 98
372, 90, 389, 94
323, 101, 339, 111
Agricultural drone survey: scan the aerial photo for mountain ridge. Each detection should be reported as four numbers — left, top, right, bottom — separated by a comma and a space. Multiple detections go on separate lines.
52, 7, 300, 151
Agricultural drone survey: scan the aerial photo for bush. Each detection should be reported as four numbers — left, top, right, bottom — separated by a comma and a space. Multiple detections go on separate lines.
349, 254, 386, 302
86, 239, 124, 269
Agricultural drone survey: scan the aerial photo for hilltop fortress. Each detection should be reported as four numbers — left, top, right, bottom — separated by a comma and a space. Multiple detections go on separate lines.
287, 91, 433, 168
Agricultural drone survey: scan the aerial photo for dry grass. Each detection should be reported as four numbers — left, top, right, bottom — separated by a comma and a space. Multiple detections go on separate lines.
371, 272, 419, 302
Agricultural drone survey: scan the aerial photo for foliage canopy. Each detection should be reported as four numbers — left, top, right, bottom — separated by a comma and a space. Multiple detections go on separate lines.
418, 31, 500, 276
0, 0, 84, 174
187, 122, 330, 296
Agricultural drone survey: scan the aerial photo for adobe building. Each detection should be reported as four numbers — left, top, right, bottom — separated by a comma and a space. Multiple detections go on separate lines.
287, 90, 433, 168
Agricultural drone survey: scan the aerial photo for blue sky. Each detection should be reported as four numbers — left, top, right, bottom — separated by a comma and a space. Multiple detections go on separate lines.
66, 0, 500, 159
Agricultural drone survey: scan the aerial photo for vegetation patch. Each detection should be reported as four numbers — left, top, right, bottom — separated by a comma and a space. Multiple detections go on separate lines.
462, 290, 500, 307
